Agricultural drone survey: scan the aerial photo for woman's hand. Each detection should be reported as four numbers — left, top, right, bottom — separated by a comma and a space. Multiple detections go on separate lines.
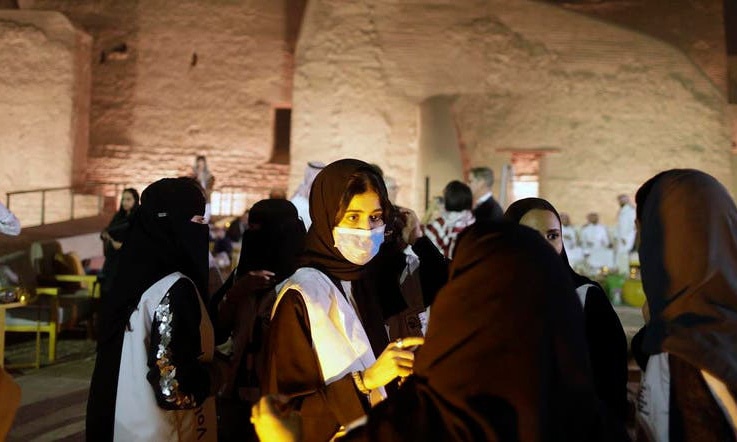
251, 395, 301, 442
111, 240, 123, 250
362, 336, 424, 390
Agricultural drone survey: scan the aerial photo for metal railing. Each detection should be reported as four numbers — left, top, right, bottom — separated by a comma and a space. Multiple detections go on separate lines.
6, 182, 284, 225
210, 185, 279, 217
6, 182, 128, 227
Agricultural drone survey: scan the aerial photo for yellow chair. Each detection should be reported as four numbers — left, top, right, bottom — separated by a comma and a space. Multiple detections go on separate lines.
2, 249, 63, 368
5, 286, 61, 369
31, 242, 99, 333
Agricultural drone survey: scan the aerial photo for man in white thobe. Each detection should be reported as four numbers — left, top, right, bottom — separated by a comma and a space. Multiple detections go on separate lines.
289, 161, 325, 231
615, 194, 637, 274
560, 212, 583, 267
580, 212, 613, 271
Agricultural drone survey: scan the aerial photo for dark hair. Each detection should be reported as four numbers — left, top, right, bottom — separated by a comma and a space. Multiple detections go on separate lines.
370, 163, 384, 178
196, 155, 207, 163
119, 188, 140, 213
470, 167, 494, 187
335, 168, 394, 226
443, 181, 473, 212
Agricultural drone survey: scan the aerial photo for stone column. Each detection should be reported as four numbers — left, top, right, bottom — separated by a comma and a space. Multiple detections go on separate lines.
417, 95, 464, 211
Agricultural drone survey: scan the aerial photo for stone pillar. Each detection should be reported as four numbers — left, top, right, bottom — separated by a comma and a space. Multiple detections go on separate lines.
416, 95, 464, 210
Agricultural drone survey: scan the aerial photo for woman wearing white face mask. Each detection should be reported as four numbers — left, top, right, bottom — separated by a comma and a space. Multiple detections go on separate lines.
264, 159, 424, 442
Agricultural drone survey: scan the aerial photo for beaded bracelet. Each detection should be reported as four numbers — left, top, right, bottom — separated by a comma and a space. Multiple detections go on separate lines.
351, 371, 371, 396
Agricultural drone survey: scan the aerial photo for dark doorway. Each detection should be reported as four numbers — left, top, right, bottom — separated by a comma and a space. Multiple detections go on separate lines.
271, 107, 291, 165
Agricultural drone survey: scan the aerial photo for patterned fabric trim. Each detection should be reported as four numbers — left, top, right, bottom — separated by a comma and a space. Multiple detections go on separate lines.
153, 294, 196, 408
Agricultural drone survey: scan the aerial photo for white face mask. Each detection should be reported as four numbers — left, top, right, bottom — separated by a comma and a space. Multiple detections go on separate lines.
333, 225, 385, 265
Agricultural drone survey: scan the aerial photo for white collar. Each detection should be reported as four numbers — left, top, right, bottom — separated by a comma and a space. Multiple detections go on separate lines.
476, 191, 493, 205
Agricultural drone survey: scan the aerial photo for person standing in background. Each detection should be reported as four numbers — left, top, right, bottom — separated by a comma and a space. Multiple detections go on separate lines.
560, 212, 584, 267
100, 188, 140, 298
193, 155, 215, 223
423, 181, 475, 259
290, 161, 324, 230
615, 194, 636, 274
0, 201, 21, 439
466, 166, 503, 222
579, 213, 610, 250
0, 201, 20, 236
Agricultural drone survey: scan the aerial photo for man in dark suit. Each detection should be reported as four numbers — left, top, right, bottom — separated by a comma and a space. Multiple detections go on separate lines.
467, 166, 503, 222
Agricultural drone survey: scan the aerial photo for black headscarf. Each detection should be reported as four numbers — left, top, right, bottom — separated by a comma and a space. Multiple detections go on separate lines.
103, 189, 140, 256
505, 197, 595, 289
97, 177, 209, 345
237, 198, 306, 283
347, 222, 603, 441
299, 158, 395, 357
636, 169, 737, 389
505, 197, 629, 430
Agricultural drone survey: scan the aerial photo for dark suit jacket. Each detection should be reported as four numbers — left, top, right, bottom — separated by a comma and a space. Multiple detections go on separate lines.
472, 196, 504, 222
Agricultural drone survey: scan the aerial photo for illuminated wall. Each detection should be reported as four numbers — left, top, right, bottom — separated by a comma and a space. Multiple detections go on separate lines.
292, 0, 732, 223
0, 10, 90, 200
4, 1, 731, 225
18, 0, 298, 208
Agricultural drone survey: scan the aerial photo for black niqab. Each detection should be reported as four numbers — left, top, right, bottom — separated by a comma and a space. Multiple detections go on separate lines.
237, 199, 306, 283
97, 177, 209, 345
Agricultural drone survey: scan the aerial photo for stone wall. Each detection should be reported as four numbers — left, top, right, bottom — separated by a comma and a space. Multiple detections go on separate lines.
292, 0, 732, 223
18, 0, 297, 205
0, 10, 90, 224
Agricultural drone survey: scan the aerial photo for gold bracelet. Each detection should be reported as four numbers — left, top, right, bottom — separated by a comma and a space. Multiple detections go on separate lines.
352, 371, 371, 396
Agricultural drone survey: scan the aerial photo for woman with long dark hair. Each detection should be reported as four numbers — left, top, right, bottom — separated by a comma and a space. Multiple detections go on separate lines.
264, 159, 423, 441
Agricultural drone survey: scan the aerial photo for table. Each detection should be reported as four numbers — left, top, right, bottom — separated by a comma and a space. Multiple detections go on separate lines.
0, 302, 24, 367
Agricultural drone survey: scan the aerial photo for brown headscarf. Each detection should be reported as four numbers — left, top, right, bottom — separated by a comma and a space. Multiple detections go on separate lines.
636, 169, 737, 389
300, 158, 391, 281
346, 222, 605, 441
299, 158, 398, 357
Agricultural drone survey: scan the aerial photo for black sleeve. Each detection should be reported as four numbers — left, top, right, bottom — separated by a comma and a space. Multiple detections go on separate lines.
584, 287, 629, 425
147, 278, 211, 410
411, 236, 449, 306
265, 289, 368, 441
207, 270, 235, 344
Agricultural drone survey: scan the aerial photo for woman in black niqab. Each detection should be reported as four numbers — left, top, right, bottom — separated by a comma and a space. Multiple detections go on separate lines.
505, 198, 629, 434
86, 177, 210, 441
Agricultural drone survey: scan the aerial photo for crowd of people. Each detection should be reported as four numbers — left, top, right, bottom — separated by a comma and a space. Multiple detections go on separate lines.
0, 153, 726, 441
560, 196, 638, 276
